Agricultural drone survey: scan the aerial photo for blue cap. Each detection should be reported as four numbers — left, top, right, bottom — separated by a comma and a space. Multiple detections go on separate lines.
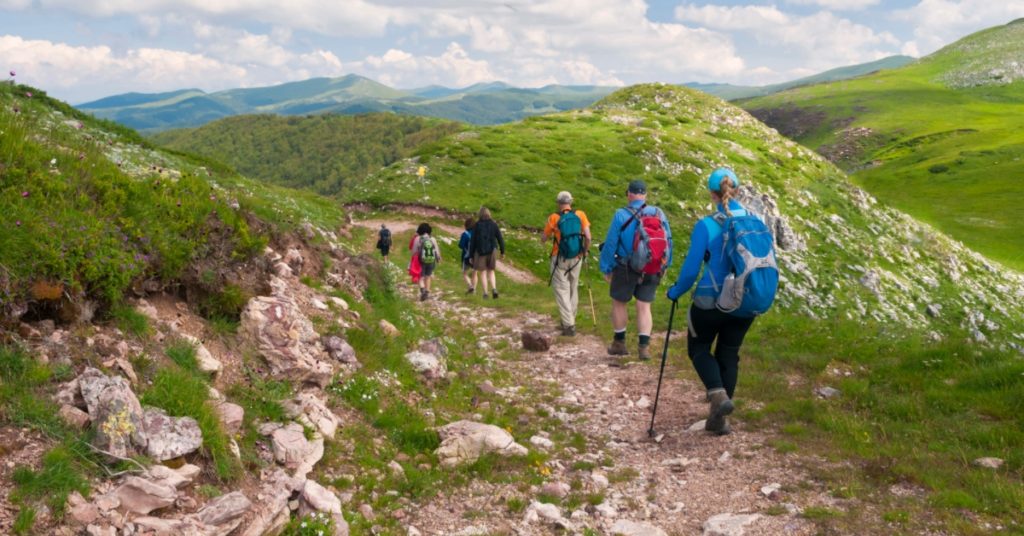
707, 167, 739, 192
627, 179, 647, 194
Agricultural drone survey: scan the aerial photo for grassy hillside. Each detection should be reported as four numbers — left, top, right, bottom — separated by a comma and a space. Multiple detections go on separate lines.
348, 83, 1024, 531
687, 55, 914, 100
743, 19, 1024, 270
151, 113, 463, 195
77, 75, 616, 131
0, 82, 347, 320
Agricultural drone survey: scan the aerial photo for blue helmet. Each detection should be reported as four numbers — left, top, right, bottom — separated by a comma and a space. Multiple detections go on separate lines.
707, 167, 739, 192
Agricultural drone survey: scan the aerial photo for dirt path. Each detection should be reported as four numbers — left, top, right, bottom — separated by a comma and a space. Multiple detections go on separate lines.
353, 218, 541, 285
399, 285, 830, 536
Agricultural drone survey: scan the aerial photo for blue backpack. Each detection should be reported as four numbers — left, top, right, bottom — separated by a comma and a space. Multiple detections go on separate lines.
556, 210, 584, 260
705, 211, 779, 318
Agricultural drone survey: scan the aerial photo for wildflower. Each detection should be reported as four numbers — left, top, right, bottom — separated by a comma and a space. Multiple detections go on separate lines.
50, 158, 57, 166
301, 522, 307, 528
21, 191, 28, 198
15, 220, 21, 226
25, 91, 31, 98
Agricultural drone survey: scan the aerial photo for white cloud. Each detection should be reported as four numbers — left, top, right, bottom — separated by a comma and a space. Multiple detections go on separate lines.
787, 0, 880, 10
359, 42, 497, 88
0, 35, 247, 101
675, 3, 900, 71
895, 0, 1024, 55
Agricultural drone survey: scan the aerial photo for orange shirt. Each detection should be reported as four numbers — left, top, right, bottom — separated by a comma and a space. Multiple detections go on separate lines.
544, 209, 591, 257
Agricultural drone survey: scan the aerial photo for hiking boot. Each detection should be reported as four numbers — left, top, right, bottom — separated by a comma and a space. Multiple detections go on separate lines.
607, 339, 628, 356
466, 286, 475, 294
562, 325, 576, 337
492, 290, 499, 299
705, 388, 734, 435
637, 344, 651, 361
483, 293, 490, 300
419, 288, 428, 302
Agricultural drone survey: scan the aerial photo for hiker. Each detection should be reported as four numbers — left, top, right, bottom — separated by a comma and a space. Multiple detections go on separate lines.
376, 224, 392, 262
542, 191, 591, 336
598, 179, 672, 360
459, 217, 477, 294
411, 223, 441, 301
469, 207, 505, 299
666, 168, 765, 435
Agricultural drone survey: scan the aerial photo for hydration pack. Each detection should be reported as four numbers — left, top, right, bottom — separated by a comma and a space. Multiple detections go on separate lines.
706, 211, 778, 317
622, 204, 668, 275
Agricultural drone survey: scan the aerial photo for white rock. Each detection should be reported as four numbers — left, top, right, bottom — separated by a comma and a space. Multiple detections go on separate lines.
595, 501, 617, 518
529, 435, 555, 449
329, 297, 349, 310
759, 483, 782, 499
611, 519, 668, 536
196, 491, 252, 535
139, 407, 203, 461
523, 501, 563, 524
181, 334, 222, 374
591, 471, 609, 490
113, 476, 177, 515
434, 420, 528, 468
973, 457, 1004, 469
635, 396, 651, 410
378, 319, 400, 337
311, 299, 329, 311
282, 391, 339, 439
687, 419, 707, 432
301, 480, 342, 514
404, 350, 447, 381
703, 513, 762, 536
215, 402, 245, 435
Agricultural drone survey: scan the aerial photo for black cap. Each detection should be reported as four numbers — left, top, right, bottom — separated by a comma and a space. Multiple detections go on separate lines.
627, 179, 647, 194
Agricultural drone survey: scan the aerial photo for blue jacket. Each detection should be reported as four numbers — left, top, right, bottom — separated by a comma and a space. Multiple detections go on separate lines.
667, 200, 746, 301
459, 230, 472, 259
599, 199, 673, 274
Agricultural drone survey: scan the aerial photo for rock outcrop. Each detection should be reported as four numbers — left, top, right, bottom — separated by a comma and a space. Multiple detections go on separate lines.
435, 420, 528, 468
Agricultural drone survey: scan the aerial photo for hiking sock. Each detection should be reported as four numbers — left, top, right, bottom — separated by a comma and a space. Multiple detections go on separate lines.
613, 330, 626, 341
638, 334, 651, 347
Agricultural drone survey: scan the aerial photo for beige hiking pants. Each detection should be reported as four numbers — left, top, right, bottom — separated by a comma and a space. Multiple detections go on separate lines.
551, 256, 584, 328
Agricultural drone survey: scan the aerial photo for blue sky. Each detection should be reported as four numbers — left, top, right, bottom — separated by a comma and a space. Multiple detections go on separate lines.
2, 0, 1023, 103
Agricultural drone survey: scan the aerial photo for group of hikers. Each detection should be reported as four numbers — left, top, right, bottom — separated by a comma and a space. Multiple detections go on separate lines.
375, 167, 778, 436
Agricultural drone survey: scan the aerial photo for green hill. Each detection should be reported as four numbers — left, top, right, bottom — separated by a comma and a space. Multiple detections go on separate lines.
0, 82, 347, 320
742, 19, 1024, 269
686, 55, 915, 100
77, 75, 616, 132
150, 113, 462, 195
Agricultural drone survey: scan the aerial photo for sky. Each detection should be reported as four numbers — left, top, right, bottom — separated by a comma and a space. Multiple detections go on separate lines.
2, 0, 1024, 103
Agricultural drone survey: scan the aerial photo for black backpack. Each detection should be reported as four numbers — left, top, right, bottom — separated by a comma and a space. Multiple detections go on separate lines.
379, 228, 392, 248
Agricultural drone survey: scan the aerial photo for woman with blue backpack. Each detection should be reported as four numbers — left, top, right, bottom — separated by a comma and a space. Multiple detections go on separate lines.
665, 167, 778, 435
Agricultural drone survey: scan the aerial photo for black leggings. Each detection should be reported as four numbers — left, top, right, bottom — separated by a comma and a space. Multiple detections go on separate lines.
686, 303, 755, 399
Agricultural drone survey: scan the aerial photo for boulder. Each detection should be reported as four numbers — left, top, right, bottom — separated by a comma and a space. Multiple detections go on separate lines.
435, 420, 528, 468
404, 351, 447, 381
139, 407, 203, 461
196, 491, 253, 536
271, 423, 324, 478
67, 492, 99, 525
521, 330, 552, 352
146, 464, 200, 490
540, 481, 570, 499
283, 391, 339, 439
240, 470, 301, 536
77, 367, 146, 458
300, 480, 342, 514
322, 336, 358, 364
703, 513, 762, 536
113, 475, 178, 515
611, 520, 669, 536
215, 402, 245, 435
241, 293, 334, 387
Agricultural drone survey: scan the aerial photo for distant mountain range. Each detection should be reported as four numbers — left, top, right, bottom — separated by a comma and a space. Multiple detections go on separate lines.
76, 76, 615, 132
77, 56, 915, 132
685, 55, 915, 100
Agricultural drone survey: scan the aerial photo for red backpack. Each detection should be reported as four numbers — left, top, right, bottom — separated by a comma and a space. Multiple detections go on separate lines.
621, 204, 668, 275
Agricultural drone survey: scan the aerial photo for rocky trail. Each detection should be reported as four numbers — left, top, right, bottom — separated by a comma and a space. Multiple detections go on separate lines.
395, 282, 830, 536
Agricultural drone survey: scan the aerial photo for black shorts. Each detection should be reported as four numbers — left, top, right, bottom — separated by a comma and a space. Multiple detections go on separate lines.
379, 245, 390, 256
421, 262, 436, 277
609, 265, 661, 303
462, 257, 473, 271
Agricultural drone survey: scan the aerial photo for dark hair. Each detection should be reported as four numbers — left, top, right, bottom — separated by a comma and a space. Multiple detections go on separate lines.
464, 218, 475, 230
416, 223, 432, 235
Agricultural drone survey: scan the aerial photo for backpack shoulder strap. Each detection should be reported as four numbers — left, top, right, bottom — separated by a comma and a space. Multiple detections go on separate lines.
619, 203, 647, 232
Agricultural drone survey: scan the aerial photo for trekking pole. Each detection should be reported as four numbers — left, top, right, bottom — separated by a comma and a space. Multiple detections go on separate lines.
585, 256, 597, 326
648, 299, 678, 438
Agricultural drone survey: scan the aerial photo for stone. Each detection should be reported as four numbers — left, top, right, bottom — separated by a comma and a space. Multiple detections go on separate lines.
86, 524, 117, 536
301, 480, 342, 514
591, 471, 609, 490
687, 419, 707, 432
435, 420, 528, 468
703, 513, 762, 536
521, 330, 552, 352
322, 336, 358, 364
540, 481, 570, 499
611, 519, 669, 536
926, 304, 942, 318
60, 404, 91, 429
378, 319, 400, 337
529, 435, 554, 449
329, 297, 349, 310
181, 334, 222, 374
283, 391, 340, 439
94, 494, 120, 512
284, 248, 304, 270
271, 423, 323, 478
77, 367, 146, 458
113, 476, 177, 515
241, 291, 335, 387
68, 492, 99, 525
973, 457, 1004, 469
139, 407, 203, 461
359, 503, 376, 521
215, 402, 245, 435
135, 300, 161, 323
595, 501, 617, 518
240, 470, 301, 536
197, 491, 253, 535
815, 386, 841, 399
523, 501, 563, 524
388, 460, 406, 478
56, 378, 84, 408
418, 338, 448, 357
404, 351, 447, 381
146, 464, 197, 490
636, 396, 651, 410
311, 299, 329, 311
760, 483, 782, 499
132, 516, 184, 533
